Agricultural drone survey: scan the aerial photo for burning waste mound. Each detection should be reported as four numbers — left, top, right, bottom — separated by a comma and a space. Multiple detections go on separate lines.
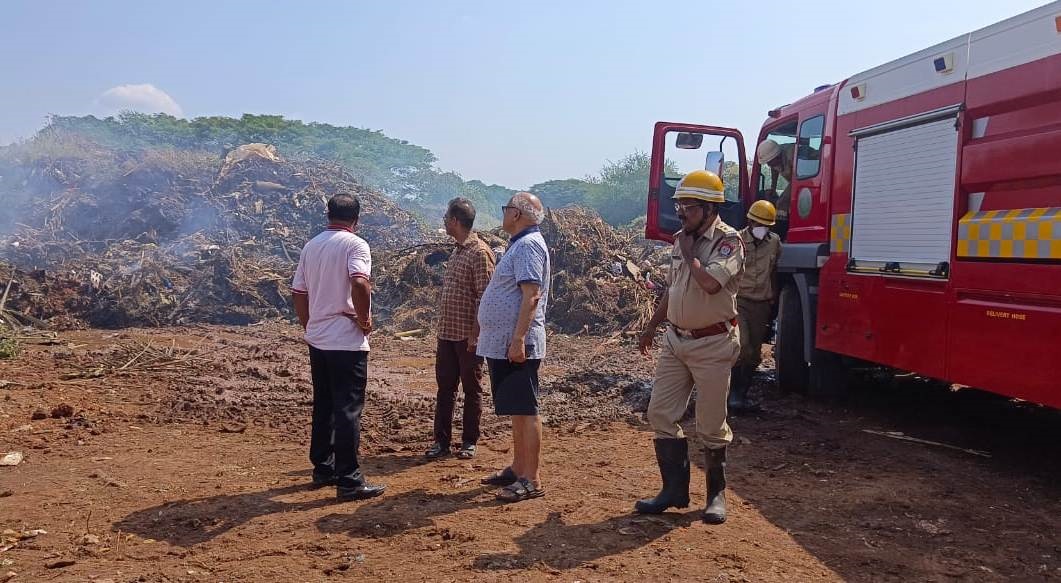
372, 207, 666, 336
0, 135, 665, 336
0, 138, 426, 328
539, 207, 663, 335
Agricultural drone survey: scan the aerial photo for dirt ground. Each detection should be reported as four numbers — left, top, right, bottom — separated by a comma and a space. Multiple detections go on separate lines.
1, 323, 1059, 582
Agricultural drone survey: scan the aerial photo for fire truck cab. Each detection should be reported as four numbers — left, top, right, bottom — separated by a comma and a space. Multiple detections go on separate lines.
646, 3, 1061, 408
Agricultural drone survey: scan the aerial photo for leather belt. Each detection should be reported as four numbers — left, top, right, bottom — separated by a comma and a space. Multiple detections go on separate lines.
671, 319, 737, 339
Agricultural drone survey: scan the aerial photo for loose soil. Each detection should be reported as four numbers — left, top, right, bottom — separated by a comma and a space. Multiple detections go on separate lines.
1, 324, 1058, 582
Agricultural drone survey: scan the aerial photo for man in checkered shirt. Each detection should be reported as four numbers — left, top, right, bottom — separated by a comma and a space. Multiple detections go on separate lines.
425, 198, 497, 460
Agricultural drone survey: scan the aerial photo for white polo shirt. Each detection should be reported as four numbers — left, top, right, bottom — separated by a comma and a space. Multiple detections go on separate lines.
291, 226, 372, 351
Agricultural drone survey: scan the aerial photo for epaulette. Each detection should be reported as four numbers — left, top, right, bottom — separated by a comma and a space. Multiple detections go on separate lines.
716, 221, 740, 238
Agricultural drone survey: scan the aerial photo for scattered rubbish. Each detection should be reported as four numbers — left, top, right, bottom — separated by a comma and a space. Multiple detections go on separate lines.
49, 404, 74, 418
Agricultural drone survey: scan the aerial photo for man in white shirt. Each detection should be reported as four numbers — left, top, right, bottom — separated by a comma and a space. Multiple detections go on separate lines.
291, 193, 384, 501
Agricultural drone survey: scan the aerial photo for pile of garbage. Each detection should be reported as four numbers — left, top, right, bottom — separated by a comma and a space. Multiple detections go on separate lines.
373, 207, 667, 336
539, 207, 665, 334
0, 139, 424, 328
0, 136, 667, 335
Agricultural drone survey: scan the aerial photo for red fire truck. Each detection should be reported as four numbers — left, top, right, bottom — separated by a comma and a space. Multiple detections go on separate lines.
646, 3, 1061, 408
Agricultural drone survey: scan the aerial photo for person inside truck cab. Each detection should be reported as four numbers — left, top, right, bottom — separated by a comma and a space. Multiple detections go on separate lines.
756, 139, 794, 238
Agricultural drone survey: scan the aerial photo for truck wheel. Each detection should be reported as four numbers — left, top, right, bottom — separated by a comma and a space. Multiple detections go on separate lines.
808, 349, 848, 399
776, 284, 808, 394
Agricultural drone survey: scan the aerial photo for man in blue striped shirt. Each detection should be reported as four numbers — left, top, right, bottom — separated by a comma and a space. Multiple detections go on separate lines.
476, 192, 550, 503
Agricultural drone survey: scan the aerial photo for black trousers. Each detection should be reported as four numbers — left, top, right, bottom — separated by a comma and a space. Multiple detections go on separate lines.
309, 346, 367, 485
433, 339, 484, 447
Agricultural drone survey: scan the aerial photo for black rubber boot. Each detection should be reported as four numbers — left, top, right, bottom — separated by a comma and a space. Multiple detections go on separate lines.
728, 366, 759, 414
634, 438, 690, 514
702, 447, 727, 524
727, 366, 749, 411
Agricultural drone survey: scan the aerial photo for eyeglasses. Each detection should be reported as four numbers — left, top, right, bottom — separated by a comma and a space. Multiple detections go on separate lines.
500, 205, 519, 214
674, 202, 705, 213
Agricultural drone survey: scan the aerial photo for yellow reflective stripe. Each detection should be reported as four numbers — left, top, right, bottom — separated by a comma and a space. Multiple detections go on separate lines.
957, 207, 1058, 259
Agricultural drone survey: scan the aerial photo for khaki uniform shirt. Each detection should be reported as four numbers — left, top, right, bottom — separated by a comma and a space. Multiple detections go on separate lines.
773, 142, 795, 217
738, 227, 781, 302
666, 217, 745, 330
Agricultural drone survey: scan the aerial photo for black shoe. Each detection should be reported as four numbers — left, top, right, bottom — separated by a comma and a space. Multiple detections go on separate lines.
425, 442, 451, 459
634, 438, 690, 514
336, 481, 386, 501
702, 447, 727, 524
311, 468, 336, 488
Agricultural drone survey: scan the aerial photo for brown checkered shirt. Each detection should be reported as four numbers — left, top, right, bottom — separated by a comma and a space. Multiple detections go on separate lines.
438, 232, 496, 341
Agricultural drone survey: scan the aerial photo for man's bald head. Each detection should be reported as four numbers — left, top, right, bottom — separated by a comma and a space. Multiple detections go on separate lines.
510, 191, 545, 225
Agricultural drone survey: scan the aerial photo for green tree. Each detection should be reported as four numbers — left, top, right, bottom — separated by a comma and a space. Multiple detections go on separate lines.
586, 152, 655, 225
528, 178, 598, 209
722, 160, 741, 201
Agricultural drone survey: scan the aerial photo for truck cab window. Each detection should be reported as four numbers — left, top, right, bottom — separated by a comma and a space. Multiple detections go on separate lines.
797, 115, 824, 179
756, 121, 797, 239
756, 121, 797, 202
663, 131, 741, 197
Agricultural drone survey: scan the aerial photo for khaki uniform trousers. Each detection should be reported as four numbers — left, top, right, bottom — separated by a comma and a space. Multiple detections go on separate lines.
737, 297, 773, 369
647, 326, 740, 449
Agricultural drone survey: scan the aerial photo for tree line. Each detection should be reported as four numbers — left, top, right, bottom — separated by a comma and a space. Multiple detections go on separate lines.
17, 113, 738, 230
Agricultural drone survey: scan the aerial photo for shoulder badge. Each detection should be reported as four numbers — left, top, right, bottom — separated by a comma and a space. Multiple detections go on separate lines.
717, 221, 738, 236
718, 240, 736, 257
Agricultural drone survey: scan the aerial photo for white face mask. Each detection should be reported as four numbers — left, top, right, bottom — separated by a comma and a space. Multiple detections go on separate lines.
752, 226, 769, 240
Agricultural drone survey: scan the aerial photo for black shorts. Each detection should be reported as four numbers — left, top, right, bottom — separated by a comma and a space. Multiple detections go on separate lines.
487, 358, 541, 416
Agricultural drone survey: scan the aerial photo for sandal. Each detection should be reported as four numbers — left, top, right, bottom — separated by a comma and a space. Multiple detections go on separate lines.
496, 477, 545, 503
457, 443, 476, 459
480, 466, 518, 486
425, 442, 450, 459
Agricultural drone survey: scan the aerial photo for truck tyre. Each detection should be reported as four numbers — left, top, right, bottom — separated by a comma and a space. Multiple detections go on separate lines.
776, 284, 808, 394
808, 349, 848, 399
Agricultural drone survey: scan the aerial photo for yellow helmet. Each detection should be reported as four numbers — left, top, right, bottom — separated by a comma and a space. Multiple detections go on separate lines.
673, 170, 725, 203
747, 200, 777, 226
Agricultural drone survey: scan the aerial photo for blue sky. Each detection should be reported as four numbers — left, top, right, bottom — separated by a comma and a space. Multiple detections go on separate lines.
0, 0, 1049, 187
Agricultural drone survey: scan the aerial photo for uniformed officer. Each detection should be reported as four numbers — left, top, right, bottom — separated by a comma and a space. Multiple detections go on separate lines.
635, 169, 745, 524
730, 200, 781, 413
757, 139, 795, 240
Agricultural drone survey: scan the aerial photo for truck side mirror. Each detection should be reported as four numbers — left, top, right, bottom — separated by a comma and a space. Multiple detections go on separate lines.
676, 133, 703, 149
705, 151, 725, 176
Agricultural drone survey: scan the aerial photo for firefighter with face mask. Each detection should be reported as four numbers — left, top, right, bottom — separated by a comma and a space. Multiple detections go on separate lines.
730, 200, 781, 412
635, 169, 745, 524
